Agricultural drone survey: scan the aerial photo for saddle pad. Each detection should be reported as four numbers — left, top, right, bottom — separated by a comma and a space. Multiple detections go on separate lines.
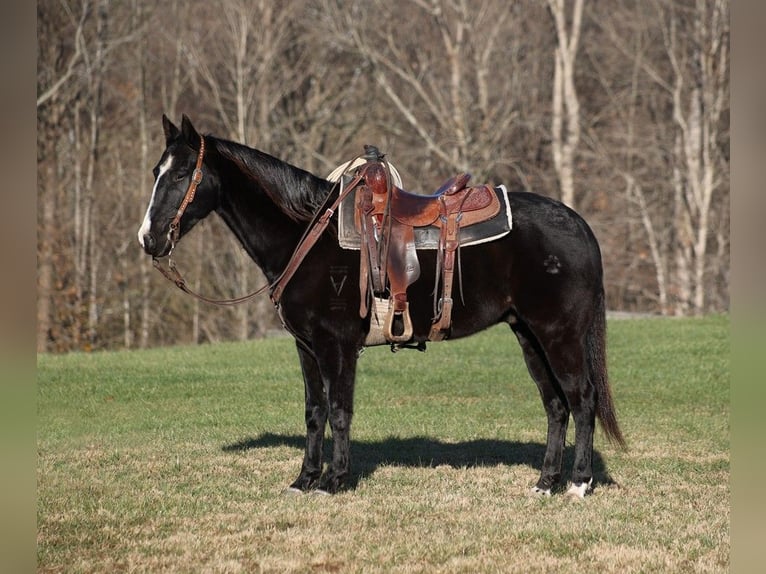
338, 184, 512, 250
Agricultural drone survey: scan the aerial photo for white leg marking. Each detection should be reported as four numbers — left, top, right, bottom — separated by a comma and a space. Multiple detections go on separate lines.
529, 486, 552, 497
137, 154, 174, 247
565, 477, 594, 500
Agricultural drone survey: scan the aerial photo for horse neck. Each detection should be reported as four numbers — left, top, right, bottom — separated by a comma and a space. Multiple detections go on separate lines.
209, 139, 330, 281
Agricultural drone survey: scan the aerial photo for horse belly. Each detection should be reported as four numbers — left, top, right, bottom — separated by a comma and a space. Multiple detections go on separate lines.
405, 240, 516, 341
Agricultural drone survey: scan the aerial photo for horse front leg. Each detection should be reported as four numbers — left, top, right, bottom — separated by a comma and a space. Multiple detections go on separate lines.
314, 338, 358, 495
288, 342, 328, 493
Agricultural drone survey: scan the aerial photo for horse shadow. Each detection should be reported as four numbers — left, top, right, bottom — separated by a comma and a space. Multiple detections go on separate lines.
222, 433, 617, 492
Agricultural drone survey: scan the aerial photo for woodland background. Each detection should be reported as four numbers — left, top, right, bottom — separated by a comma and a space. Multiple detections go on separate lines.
36, 0, 729, 353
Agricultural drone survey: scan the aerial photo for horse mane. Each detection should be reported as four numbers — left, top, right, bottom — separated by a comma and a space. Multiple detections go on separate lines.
210, 136, 332, 223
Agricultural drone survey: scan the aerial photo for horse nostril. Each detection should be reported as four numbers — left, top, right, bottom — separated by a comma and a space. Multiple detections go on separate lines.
142, 233, 156, 254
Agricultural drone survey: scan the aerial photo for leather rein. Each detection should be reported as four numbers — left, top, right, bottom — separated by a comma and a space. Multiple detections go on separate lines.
151, 138, 367, 307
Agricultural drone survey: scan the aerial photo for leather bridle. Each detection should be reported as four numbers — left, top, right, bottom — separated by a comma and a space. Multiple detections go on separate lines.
151, 140, 368, 307
152, 135, 277, 306
167, 136, 205, 248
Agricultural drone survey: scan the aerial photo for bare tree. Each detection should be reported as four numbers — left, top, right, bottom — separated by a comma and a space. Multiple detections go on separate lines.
37, 1, 76, 351
663, 0, 729, 314
317, 0, 526, 185
584, 0, 728, 315
37, 0, 103, 351
583, 3, 672, 312
546, 0, 584, 209
36, 1, 88, 109
182, 0, 314, 339
134, 0, 153, 348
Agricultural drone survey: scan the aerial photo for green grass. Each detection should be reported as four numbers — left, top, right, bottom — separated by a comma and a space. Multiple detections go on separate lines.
38, 316, 729, 572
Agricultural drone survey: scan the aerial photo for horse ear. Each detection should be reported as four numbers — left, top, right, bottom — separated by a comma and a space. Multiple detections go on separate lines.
180, 114, 202, 151
162, 114, 180, 145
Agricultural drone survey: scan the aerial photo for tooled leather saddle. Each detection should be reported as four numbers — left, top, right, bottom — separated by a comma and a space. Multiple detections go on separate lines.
337, 146, 512, 345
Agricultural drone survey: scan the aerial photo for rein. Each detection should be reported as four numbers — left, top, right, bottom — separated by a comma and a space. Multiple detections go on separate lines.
152, 143, 368, 307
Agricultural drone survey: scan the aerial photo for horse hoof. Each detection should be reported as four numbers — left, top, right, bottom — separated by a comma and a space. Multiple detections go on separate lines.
282, 486, 304, 496
528, 486, 552, 497
311, 488, 332, 496
565, 479, 593, 500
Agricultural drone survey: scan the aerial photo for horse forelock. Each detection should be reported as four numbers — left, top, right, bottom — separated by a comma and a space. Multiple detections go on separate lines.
211, 138, 330, 222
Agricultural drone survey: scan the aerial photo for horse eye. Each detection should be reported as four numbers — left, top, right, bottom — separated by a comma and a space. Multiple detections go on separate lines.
175, 173, 186, 182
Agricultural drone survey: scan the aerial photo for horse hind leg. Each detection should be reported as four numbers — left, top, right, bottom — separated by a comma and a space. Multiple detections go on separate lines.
539, 330, 598, 500
560, 293, 625, 498
511, 322, 570, 496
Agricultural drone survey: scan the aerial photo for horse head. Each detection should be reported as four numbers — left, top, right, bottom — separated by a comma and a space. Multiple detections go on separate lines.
137, 115, 219, 257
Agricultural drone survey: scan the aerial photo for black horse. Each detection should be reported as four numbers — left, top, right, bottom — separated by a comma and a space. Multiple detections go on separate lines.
138, 115, 625, 498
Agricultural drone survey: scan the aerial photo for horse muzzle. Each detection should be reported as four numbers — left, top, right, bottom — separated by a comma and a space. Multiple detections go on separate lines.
138, 230, 172, 258
140, 231, 157, 255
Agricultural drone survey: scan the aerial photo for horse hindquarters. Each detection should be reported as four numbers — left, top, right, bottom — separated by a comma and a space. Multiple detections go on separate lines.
536, 285, 625, 497
503, 192, 617, 497
514, 314, 598, 497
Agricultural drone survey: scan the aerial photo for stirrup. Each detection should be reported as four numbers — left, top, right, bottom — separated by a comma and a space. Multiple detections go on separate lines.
384, 302, 414, 343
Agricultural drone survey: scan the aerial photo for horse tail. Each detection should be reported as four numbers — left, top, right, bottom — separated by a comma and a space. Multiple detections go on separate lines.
588, 287, 626, 449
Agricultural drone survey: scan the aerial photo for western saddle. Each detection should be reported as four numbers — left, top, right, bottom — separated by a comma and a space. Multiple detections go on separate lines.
348, 146, 503, 344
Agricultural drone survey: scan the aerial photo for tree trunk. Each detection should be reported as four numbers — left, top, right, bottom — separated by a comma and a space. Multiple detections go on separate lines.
547, 0, 584, 209
134, 0, 154, 348
37, 156, 57, 352
84, 0, 109, 347
665, 0, 728, 315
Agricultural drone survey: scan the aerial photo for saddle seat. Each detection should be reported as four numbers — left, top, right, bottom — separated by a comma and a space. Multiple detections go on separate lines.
390, 176, 498, 227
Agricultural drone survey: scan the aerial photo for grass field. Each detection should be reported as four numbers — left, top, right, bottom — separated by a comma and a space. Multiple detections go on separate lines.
37, 316, 729, 573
